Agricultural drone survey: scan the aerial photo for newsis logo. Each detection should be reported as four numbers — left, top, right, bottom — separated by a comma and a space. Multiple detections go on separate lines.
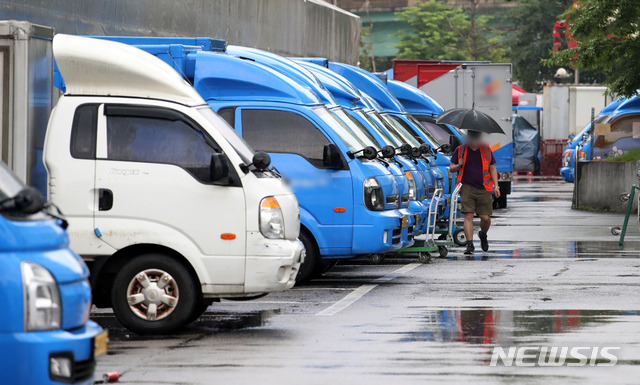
490, 346, 620, 367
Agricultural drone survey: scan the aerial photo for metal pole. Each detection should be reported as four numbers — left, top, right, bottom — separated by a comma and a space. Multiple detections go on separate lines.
589, 107, 595, 160
619, 184, 636, 247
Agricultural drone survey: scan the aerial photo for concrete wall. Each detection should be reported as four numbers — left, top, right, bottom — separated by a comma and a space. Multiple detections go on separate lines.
575, 161, 639, 213
0, 0, 360, 64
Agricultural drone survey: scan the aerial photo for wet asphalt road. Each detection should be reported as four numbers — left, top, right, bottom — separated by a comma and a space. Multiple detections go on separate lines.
93, 178, 640, 384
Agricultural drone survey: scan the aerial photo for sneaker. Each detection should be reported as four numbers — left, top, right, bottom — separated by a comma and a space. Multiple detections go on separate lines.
464, 241, 475, 255
479, 231, 489, 252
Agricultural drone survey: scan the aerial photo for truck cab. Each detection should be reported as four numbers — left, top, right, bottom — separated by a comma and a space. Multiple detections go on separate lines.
294, 59, 438, 236
0, 162, 106, 385
45, 35, 303, 334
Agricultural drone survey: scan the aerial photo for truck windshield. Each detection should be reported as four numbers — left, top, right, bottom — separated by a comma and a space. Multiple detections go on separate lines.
314, 107, 367, 154
197, 107, 255, 164
0, 162, 25, 201
394, 114, 441, 147
417, 118, 455, 144
379, 113, 422, 147
332, 109, 381, 150
357, 111, 397, 147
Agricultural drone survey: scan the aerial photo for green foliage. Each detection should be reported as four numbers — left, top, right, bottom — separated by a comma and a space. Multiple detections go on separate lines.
546, 0, 640, 97
608, 149, 640, 162
507, 0, 575, 91
359, 26, 373, 72
394, 0, 507, 62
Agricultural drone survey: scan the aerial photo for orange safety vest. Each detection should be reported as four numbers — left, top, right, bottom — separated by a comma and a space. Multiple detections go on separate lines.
456, 144, 495, 191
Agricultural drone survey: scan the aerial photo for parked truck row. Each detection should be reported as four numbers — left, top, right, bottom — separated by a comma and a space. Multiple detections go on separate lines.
2, 26, 520, 384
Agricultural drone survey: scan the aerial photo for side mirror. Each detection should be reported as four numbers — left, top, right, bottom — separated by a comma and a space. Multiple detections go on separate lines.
568, 134, 575, 140
449, 135, 462, 152
14, 187, 45, 214
400, 144, 412, 156
323, 143, 344, 169
380, 145, 395, 158
210, 153, 230, 182
410, 147, 422, 158
439, 143, 452, 154
363, 146, 378, 160
420, 143, 433, 155
252, 152, 271, 170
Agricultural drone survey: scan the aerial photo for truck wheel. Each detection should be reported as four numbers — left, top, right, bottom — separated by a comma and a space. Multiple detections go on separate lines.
296, 231, 318, 283
187, 298, 214, 325
453, 229, 467, 246
494, 195, 507, 209
111, 254, 198, 334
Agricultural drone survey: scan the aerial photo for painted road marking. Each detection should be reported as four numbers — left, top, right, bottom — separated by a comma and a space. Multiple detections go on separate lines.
316, 263, 421, 316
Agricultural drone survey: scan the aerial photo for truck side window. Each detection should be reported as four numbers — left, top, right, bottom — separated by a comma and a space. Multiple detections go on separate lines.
70, 104, 99, 159
106, 115, 219, 183
218, 107, 235, 127
242, 109, 329, 167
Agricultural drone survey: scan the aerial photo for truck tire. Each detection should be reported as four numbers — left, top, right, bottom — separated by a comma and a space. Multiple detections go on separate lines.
494, 195, 507, 209
296, 231, 318, 284
111, 254, 198, 334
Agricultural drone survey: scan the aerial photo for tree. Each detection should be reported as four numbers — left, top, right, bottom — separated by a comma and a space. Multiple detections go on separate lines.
394, 0, 507, 62
507, 0, 574, 91
547, 0, 640, 97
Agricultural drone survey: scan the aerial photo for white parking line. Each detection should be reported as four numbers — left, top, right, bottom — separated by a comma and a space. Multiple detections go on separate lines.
316, 263, 421, 316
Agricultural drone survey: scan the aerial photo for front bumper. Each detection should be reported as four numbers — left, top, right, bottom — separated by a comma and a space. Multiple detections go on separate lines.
560, 166, 574, 183
244, 236, 304, 293
0, 320, 104, 385
352, 205, 408, 255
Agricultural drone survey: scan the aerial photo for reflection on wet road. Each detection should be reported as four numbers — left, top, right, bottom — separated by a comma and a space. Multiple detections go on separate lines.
401, 309, 639, 345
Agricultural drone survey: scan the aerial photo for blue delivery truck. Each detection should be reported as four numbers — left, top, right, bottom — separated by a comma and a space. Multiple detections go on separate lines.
293, 60, 451, 258
0, 162, 106, 385
78, 37, 418, 281
324, 63, 453, 192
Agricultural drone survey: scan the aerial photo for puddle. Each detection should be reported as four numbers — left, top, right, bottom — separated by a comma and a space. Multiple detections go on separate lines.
400, 309, 639, 345
92, 309, 278, 341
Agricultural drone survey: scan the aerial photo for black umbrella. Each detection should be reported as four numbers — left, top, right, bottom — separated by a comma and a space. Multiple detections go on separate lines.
436, 108, 505, 135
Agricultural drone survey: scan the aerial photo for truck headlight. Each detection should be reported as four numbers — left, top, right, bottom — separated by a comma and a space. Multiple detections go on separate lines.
21, 262, 61, 331
363, 177, 384, 211
404, 171, 417, 200
260, 197, 285, 239
563, 150, 572, 167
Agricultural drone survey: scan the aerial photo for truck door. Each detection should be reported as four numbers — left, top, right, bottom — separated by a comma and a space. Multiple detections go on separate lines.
93, 104, 246, 285
235, 107, 354, 255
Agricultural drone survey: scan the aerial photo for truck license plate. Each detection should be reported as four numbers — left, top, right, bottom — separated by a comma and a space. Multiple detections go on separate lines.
401, 216, 408, 229
94, 330, 108, 358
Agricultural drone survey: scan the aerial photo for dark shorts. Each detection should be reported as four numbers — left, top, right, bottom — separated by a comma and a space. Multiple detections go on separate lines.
460, 184, 493, 216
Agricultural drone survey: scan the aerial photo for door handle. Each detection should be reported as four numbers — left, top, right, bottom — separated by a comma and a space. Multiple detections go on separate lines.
98, 189, 113, 211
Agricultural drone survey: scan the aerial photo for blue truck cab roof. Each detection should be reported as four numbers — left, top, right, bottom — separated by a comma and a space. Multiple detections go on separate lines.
328, 62, 408, 113
386, 80, 444, 117
226, 46, 339, 108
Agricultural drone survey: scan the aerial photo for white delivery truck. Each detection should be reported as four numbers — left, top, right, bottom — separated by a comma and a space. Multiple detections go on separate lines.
44, 35, 303, 334
542, 84, 614, 139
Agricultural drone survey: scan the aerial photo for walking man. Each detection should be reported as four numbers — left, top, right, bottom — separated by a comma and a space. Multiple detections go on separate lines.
449, 131, 500, 254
